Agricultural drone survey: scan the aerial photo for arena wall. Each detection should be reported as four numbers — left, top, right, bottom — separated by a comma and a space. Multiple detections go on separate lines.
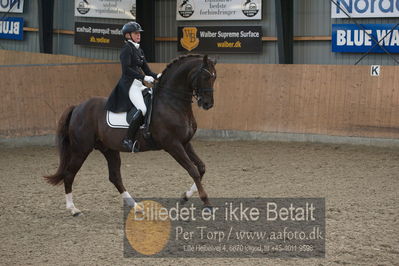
194, 64, 399, 139
0, 50, 108, 65
1, 61, 398, 140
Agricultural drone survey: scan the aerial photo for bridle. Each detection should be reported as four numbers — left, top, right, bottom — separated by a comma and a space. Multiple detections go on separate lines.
193, 67, 215, 101
160, 63, 215, 103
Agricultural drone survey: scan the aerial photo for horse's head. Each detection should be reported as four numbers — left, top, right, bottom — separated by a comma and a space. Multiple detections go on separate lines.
193, 55, 217, 110
157, 54, 216, 108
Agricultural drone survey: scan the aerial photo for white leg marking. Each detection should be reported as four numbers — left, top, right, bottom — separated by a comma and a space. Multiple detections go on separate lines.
66, 193, 74, 209
121, 191, 142, 212
121, 191, 133, 200
65, 193, 81, 216
186, 183, 198, 198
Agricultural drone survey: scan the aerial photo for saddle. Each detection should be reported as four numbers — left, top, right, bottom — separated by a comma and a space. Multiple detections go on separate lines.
106, 88, 153, 132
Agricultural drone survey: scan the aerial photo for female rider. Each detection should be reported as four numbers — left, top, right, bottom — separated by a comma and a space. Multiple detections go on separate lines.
105, 22, 158, 152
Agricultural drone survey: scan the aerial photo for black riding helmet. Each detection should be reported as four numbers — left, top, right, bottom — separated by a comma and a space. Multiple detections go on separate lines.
122, 21, 143, 36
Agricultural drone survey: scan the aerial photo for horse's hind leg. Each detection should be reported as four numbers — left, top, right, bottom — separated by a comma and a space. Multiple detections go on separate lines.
64, 151, 92, 216
166, 143, 210, 207
98, 148, 139, 209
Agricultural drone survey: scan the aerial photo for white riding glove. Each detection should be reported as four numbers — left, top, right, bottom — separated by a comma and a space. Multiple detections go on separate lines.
157, 73, 162, 79
144, 75, 155, 84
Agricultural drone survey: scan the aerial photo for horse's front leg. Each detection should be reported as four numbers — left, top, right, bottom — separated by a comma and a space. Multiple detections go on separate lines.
166, 142, 210, 207
181, 142, 205, 202
185, 142, 205, 178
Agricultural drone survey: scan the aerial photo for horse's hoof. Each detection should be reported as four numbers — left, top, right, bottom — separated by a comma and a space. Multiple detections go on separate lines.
179, 192, 189, 204
70, 208, 82, 217
133, 202, 144, 213
72, 211, 83, 217
68, 206, 82, 217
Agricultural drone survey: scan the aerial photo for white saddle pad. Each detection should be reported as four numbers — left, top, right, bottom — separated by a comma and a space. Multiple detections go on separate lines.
106, 111, 129, 128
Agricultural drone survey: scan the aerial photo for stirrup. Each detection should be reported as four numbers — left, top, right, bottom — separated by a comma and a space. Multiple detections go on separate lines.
122, 139, 134, 151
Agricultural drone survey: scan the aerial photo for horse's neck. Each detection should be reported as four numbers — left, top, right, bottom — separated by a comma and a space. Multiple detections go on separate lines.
167, 64, 196, 92
155, 61, 198, 106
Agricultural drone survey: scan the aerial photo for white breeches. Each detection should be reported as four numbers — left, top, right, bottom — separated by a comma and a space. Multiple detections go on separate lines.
129, 79, 147, 116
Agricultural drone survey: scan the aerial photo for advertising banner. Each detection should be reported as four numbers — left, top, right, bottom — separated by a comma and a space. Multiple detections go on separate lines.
0, 17, 23, 40
178, 26, 262, 53
0, 0, 24, 13
332, 24, 399, 53
331, 0, 399, 18
176, 0, 262, 21
74, 22, 124, 48
75, 0, 136, 19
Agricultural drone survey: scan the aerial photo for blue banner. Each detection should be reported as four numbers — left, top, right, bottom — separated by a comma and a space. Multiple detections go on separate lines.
0, 17, 24, 40
332, 24, 399, 53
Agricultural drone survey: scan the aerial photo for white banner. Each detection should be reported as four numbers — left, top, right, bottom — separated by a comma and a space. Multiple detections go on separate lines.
75, 0, 136, 19
331, 0, 399, 18
176, 0, 262, 21
0, 0, 24, 13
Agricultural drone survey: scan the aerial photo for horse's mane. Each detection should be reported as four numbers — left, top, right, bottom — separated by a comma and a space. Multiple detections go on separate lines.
163, 54, 202, 74
158, 54, 203, 85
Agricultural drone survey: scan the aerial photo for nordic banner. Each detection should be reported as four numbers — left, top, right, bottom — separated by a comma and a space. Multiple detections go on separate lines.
332, 24, 399, 53
176, 0, 262, 20
74, 22, 124, 48
75, 0, 136, 19
178, 26, 262, 53
331, 0, 399, 18
0, 0, 24, 13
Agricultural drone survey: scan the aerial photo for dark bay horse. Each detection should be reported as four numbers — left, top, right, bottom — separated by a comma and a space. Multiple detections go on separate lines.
44, 54, 217, 216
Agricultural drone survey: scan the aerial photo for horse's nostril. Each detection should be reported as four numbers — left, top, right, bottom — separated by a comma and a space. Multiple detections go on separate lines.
203, 103, 213, 109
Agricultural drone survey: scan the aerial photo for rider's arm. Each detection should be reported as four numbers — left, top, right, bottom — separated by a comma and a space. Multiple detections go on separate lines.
141, 57, 157, 79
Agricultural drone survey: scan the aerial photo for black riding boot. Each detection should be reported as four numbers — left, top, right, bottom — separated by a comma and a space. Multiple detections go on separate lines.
122, 110, 144, 152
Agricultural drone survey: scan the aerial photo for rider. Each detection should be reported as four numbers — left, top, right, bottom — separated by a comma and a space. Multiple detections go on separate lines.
105, 21, 158, 152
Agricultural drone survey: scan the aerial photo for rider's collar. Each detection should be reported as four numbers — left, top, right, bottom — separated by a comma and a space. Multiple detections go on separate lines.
128, 40, 140, 49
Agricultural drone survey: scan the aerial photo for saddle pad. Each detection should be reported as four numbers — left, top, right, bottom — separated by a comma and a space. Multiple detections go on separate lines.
106, 111, 129, 128
106, 87, 153, 129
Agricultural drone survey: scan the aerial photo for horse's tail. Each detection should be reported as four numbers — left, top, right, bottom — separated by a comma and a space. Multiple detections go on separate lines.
44, 105, 75, 186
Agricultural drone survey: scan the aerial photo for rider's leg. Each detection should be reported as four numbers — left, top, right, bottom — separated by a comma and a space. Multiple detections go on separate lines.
122, 80, 146, 152
129, 79, 147, 116
126, 110, 144, 137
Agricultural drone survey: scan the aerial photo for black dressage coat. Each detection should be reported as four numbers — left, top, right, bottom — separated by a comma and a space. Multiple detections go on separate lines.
105, 41, 157, 112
